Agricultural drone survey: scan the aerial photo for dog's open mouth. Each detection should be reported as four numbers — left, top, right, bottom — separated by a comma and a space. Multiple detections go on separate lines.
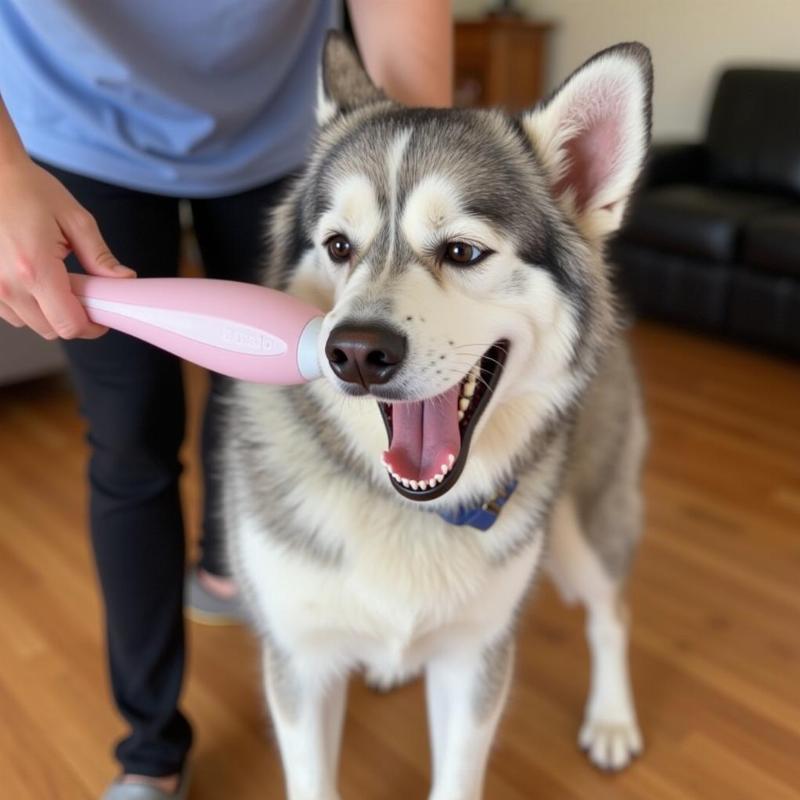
378, 340, 509, 501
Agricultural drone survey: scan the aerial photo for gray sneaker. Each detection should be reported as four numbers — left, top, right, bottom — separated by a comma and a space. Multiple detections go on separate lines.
184, 567, 247, 626
101, 767, 190, 800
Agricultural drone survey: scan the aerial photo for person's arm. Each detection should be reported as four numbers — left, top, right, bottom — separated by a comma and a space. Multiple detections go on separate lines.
0, 96, 133, 339
347, 0, 453, 107
0, 95, 28, 166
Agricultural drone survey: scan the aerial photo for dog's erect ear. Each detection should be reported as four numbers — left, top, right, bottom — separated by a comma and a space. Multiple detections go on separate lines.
317, 31, 386, 126
522, 42, 653, 240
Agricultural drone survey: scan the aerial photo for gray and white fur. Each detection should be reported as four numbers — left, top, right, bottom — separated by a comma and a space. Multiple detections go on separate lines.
222, 33, 652, 800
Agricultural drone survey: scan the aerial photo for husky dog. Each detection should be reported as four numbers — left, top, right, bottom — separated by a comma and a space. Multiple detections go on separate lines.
223, 33, 652, 800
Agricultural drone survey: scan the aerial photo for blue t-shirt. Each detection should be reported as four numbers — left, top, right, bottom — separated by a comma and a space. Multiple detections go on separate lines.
0, 1, 339, 196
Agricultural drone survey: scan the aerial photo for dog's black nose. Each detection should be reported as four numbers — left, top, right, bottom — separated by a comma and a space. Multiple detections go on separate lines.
325, 324, 407, 388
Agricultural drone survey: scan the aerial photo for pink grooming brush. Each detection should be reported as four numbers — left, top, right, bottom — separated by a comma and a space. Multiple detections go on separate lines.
70, 274, 323, 384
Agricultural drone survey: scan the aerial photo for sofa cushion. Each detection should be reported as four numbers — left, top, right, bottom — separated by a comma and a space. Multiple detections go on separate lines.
727, 268, 800, 354
707, 69, 800, 196
610, 240, 732, 330
742, 209, 800, 278
621, 185, 790, 262
0, 326, 64, 386
645, 142, 707, 187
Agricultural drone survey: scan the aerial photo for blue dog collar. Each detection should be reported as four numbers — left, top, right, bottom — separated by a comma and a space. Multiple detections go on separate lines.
437, 479, 519, 531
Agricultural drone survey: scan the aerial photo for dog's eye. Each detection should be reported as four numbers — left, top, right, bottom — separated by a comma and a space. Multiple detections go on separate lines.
326, 234, 352, 263
443, 241, 488, 266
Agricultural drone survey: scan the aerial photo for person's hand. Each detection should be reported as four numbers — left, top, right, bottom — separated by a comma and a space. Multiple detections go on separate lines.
0, 156, 135, 340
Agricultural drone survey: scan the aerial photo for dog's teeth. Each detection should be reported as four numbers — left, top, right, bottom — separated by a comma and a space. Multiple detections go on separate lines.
410, 480, 419, 490
440, 463, 448, 473
458, 410, 464, 421
463, 382, 475, 398
401, 478, 411, 488
432, 474, 443, 485
448, 453, 455, 465
459, 397, 470, 411
419, 480, 428, 489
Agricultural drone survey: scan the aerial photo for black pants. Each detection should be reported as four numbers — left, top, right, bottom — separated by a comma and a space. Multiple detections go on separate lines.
45, 163, 289, 777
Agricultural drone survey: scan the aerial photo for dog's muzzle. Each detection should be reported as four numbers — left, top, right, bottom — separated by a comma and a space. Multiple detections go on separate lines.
323, 321, 509, 502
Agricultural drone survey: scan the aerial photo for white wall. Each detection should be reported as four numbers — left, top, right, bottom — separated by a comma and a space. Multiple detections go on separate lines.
455, 0, 800, 139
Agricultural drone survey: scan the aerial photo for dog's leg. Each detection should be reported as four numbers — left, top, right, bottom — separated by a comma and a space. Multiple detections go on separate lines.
425, 635, 514, 800
263, 643, 347, 800
547, 497, 643, 771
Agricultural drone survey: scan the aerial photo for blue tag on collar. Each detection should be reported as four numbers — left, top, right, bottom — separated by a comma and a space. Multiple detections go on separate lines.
437, 480, 519, 531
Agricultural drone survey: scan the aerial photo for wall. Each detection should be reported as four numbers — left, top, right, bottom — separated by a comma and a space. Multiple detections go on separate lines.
454, 0, 800, 139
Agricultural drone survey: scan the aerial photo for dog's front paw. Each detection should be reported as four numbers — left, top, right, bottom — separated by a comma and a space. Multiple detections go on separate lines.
579, 714, 643, 771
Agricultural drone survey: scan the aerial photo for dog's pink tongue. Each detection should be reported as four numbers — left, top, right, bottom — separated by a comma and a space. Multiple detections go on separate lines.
383, 385, 461, 483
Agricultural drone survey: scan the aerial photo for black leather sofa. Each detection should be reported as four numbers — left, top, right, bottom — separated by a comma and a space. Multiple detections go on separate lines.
611, 68, 800, 356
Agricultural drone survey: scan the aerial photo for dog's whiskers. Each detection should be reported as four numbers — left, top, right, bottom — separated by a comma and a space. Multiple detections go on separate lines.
453, 342, 510, 356
442, 368, 495, 397
455, 353, 503, 367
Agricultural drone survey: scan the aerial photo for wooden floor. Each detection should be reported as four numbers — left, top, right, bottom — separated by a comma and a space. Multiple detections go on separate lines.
0, 321, 799, 800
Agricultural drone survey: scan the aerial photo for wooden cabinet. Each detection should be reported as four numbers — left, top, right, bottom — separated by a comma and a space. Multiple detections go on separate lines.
454, 17, 553, 111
